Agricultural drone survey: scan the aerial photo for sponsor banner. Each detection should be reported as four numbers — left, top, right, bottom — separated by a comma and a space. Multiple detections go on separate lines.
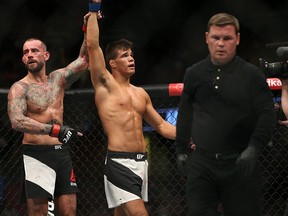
266, 78, 282, 90
168, 83, 183, 96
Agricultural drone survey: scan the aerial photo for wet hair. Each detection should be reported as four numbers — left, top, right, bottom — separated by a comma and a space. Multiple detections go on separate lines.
105, 39, 133, 64
207, 13, 240, 34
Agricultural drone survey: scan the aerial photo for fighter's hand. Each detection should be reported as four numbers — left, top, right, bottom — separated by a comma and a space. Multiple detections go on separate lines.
278, 119, 288, 127
189, 138, 196, 151
50, 124, 82, 144
235, 145, 259, 176
89, 0, 104, 19
176, 153, 188, 176
83, 12, 91, 26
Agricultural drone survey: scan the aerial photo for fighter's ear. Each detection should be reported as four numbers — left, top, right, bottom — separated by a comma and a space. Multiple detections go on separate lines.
109, 59, 116, 69
236, 33, 240, 45
44, 51, 50, 61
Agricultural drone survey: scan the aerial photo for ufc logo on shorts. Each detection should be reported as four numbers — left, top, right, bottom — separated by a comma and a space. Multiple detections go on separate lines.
48, 200, 55, 215
136, 154, 144, 160
55, 145, 62, 150
63, 131, 72, 143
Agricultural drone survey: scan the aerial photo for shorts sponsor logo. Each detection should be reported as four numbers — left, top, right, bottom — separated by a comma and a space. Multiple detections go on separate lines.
55, 145, 62, 150
70, 182, 77, 186
137, 154, 144, 160
70, 169, 77, 186
70, 169, 76, 182
63, 131, 73, 143
48, 200, 55, 216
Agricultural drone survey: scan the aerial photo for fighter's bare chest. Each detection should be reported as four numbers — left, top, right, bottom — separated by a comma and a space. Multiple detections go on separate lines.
113, 90, 146, 113
26, 83, 61, 110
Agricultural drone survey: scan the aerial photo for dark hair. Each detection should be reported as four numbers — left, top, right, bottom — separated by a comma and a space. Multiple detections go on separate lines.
24, 38, 48, 51
207, 13, 240, 34
105, 39, 133, 64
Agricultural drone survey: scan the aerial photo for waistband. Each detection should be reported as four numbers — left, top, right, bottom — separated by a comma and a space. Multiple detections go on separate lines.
22, 143, 68, 152
195, 147, 240, 160
107, 150, 148, 161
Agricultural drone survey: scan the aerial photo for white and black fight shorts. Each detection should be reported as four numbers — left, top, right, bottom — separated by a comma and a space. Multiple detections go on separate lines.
104, 150, 148, 208
20, 144, 78, 202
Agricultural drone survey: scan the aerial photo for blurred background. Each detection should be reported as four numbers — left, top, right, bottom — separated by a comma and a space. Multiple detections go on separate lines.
1, 0, 288, 88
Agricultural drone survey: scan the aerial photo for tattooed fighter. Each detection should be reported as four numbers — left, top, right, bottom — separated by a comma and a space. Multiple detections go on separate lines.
7, 16, 89, 216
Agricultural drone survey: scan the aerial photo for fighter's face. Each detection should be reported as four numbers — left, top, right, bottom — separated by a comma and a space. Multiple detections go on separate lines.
22, 40, 49, 74
111, 48, 135, 76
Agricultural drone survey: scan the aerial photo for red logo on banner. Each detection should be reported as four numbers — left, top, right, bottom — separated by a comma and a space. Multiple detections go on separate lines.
266, 78, 282, 90
168, 83, 183, 96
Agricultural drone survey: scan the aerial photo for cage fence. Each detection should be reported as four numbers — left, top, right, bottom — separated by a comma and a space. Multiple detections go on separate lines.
0, 84, 287, 216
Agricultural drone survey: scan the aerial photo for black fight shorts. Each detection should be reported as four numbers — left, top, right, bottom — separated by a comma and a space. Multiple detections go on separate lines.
20, 144, 78, 202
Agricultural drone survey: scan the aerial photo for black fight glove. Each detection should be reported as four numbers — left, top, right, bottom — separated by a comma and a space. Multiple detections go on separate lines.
235, 144, 259, 176
50, 124, 79, 144
177, 153, 188, 176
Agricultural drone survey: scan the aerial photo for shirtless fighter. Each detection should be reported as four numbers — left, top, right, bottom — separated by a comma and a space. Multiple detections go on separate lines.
86, 1, 176, 215
7, 15, 89, 216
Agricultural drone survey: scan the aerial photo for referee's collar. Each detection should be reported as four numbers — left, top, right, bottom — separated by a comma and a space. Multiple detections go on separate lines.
206, 55, 239, 72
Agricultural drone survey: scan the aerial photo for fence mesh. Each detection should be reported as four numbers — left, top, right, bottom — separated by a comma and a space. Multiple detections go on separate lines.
0, 88, 287, 216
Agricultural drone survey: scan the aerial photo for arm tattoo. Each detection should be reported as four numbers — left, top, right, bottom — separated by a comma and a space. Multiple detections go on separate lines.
8, 82, 56, 135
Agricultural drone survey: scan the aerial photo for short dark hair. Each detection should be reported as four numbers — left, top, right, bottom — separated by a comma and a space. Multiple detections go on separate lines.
207, 13, 240, 34
24, 38, 48, 51
105, 39, 133, 64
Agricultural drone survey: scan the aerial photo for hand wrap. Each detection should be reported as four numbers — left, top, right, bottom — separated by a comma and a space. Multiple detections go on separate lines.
50, 124, 78, 144
89, 2, 101, 12
88, 1, 104, 19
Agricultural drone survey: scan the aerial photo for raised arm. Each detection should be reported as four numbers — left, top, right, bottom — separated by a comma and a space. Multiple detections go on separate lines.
87, 9, 111, 89
51, 16, 89, 88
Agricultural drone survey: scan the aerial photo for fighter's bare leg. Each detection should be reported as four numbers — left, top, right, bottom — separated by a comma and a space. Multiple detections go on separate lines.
114, 199, 148, 216
26, 198, 48, 216
54, 193, 77, 216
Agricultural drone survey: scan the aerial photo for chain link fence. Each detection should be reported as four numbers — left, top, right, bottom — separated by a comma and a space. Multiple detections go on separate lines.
0, 86, 287, 216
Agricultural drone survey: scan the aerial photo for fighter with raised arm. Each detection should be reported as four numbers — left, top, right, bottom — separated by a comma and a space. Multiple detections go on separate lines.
86, 1, 176, 215
7, 14, 89, 216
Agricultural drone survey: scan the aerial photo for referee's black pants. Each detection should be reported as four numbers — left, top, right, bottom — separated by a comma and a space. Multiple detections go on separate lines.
185, 150, 262, 216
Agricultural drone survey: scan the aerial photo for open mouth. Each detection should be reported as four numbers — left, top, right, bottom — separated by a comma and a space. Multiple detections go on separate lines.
27, 60, 37, 64
128, 64, 135, 69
